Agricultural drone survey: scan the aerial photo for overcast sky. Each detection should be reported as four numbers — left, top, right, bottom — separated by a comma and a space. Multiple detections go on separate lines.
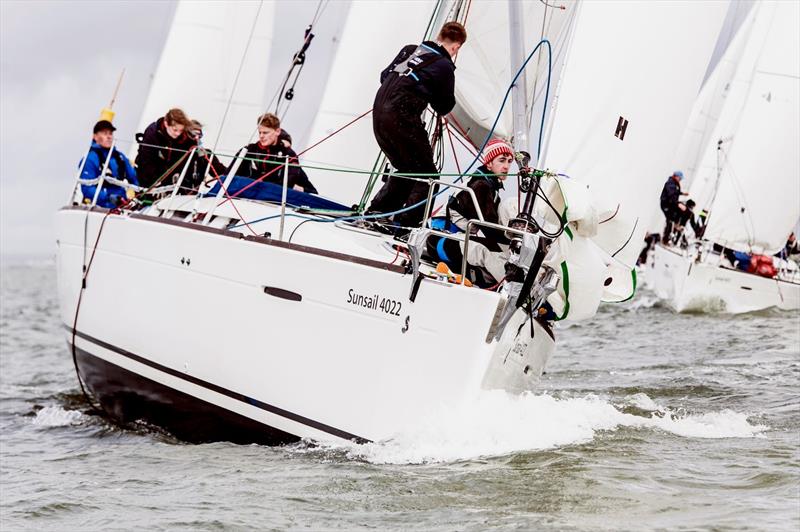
0, 1, 177, 256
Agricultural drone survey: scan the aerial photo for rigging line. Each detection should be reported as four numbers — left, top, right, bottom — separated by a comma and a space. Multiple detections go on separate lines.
70, 209, 116, 411
719, 146, 757, 245
201, 151, 259, 236
211, 0, 265, 153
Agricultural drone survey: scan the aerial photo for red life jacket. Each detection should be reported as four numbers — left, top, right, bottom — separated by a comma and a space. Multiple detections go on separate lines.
747, 254, 777, 278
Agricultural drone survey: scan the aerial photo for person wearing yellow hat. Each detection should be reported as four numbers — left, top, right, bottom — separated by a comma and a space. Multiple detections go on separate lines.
79, 120, 138, 208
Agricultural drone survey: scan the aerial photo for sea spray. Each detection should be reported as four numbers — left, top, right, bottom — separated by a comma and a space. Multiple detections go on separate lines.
317, 391, 768, 465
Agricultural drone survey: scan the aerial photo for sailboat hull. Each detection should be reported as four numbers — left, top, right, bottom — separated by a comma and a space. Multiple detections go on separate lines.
56, 207, 555, 444
647, 244, 800, 313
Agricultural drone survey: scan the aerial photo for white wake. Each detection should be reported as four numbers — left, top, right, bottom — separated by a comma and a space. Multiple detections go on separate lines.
320, 391, 767, 464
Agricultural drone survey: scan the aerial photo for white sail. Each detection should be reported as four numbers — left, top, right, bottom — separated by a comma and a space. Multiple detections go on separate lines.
448, 0, 577, 153
539, 0, 727, 272
673, 7, 754, 189
302, 0, 436, 206
135, 0, 276, 160
686, 1, 800, 254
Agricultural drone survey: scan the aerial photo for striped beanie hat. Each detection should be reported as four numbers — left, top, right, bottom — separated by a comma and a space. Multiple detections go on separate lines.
481, 138, 514, 165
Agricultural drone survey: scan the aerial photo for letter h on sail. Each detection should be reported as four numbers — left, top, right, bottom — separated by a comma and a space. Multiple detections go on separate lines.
615, 116, 629, 140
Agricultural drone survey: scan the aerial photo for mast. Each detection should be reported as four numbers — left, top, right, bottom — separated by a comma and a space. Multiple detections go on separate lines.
508, 1, 529, 153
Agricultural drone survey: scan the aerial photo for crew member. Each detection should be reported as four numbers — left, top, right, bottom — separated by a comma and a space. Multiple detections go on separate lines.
368, 21, 467, 229
79, 120, 138, 208
660, 170, 687, 243
673, 199, 705, 242
427, 138, 515, 285
135, 108, 195, 188
184, 120, 228, 190
230, 113, 317, 194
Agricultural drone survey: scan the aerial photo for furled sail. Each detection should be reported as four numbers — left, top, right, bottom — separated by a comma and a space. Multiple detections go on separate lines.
688, 0, 800, 255
135, 0, 277, 160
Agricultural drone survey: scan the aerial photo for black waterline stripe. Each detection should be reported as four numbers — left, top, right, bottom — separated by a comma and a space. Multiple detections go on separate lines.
65, 325, 370, 444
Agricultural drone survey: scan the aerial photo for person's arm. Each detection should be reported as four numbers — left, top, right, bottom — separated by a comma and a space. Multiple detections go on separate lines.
134, 124, 162, 186
119, 151, 138, 185
428, 63, 456, 115
80, 149, 101, 181
286, 149, 317, 194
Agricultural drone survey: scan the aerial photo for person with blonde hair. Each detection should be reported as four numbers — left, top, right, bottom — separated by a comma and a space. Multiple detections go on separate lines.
135, 107, 195, 188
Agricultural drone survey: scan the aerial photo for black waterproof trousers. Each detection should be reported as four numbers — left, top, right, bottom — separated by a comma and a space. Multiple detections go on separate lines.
368, 80, 438, 229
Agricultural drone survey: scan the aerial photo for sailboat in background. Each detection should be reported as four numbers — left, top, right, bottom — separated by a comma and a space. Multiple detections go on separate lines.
647, 0, 800, 313
57, 0, 724, 444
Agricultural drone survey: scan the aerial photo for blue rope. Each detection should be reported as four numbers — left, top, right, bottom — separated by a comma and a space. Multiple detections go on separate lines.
231, 39, 553, 230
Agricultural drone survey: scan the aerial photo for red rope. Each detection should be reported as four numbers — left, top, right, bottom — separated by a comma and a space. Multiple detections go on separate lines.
201, 151, 259, 236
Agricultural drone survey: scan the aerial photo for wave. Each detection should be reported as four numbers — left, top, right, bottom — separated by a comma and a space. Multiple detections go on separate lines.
314, 391, 768, 465
31, 405, 86, 427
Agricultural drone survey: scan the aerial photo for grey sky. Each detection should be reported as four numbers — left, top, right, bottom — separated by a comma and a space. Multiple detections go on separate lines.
1, 0, 175, 256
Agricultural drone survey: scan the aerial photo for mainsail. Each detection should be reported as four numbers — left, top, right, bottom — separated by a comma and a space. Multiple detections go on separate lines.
135, 0, 277, 159
687, 0, 800, 255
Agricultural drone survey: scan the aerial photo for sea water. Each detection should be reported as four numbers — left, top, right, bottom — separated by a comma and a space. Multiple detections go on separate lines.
1, 257, 798, 531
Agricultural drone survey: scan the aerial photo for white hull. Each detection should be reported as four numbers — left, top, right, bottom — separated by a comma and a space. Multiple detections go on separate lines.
56, 202, 555, 444
647, 244, 800, 313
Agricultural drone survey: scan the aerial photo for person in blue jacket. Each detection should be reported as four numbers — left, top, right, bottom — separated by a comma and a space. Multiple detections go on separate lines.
79, 120, 138, 208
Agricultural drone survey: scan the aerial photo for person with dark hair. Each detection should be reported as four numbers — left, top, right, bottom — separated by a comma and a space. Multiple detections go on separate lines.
660, 170, 688, 243
674, 198, 705, 241
79, 120, 138, 208
426, 138, 514, 284
230, 112, 317, 194
367, 21, 467, 229
135, 108, 196, 188
181, 120, 228, 190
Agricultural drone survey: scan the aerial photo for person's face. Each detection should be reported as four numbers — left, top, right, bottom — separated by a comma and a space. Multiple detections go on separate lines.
486, 153, 513, 179
93, 129, 114, 149
258, 126, 280, 147
165, 121, 185, 139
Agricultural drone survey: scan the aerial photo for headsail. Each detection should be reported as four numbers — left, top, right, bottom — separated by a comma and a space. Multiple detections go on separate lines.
302, 1, 437, 206
539, 0, 727, 273
688, 0, 800, 255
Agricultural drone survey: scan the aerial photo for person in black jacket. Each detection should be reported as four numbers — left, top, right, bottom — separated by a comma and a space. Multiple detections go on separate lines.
229, 113, 317, 194
135, 108, 195, 188
368, 21, 467, 229
426, 138, 515, 285
660, 170, 687, 243
182, 120, 228, 191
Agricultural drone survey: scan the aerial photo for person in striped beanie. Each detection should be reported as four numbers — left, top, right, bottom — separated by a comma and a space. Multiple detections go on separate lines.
425, 137, 517, 286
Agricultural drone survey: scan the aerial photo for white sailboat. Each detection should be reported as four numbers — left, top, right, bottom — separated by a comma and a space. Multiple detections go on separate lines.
647, 0, 800, 314
57, 0, 724, 444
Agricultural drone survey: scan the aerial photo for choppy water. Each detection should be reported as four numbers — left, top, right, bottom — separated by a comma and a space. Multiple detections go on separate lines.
1, 257, 798, 531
